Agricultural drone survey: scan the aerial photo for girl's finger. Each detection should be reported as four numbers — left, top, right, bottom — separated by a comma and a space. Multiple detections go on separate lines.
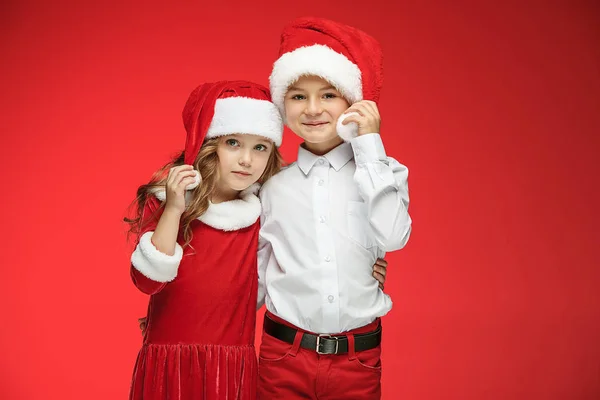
169, 165, 194, 179
373, 266, 386, 276
177, 176, 197, 188
174, 170, 198, 186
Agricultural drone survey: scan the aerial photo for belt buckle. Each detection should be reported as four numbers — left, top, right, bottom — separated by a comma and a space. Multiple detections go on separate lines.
316, 334, 339, 355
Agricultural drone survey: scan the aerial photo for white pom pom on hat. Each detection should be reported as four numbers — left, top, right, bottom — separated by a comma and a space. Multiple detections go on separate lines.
336, 112, 360, 142
185, 170, 202, 191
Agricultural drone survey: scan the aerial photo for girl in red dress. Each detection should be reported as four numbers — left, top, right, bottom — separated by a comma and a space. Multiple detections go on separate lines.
125, 81, 283, 400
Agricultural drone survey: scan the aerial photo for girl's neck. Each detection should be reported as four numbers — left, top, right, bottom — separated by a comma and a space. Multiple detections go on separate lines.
211, 184, 240, 204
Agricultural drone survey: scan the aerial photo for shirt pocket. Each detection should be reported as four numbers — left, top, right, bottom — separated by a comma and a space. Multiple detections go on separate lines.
347, 201, 375, 249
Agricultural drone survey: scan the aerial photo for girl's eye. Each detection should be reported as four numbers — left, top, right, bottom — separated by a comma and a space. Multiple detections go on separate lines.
323, 93, 337, 99
291, 94, 305, 100
255, 144, 268, 152
226, 139, 240, 147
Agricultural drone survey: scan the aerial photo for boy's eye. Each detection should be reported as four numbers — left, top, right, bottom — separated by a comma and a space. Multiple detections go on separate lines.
291, 94, 305, 100
323, 93, 337, 99
226, 139, 240, 147
255, 144, 268, 152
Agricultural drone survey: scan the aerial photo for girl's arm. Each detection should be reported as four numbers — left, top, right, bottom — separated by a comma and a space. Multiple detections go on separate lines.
130, 165, 197, 295
130, 197, 183, 295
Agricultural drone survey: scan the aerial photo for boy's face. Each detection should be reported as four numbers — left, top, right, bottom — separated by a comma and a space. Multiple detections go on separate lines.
284, 75, 350, 151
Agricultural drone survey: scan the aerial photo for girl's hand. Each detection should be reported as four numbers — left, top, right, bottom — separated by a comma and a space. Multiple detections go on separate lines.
341, 100, 381, 136
165, 165, 197, 215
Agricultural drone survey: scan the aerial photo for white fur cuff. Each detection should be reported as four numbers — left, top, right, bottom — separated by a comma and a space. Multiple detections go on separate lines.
131, 231, 183, 283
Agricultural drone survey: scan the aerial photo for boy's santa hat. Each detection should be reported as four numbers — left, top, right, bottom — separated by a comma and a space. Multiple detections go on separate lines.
269, 17, 383, 140
180, 81, 283, 187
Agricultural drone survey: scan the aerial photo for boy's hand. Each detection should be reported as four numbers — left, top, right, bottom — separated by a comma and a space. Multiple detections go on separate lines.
138, 317, 147, 337
372, 258, 388, 290
341, 100, 381, 136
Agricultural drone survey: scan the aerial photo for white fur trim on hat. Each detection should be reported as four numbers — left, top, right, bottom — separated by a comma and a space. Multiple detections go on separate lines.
336, 112, 360, 142
131, 231, 183, 282
206, 97, 283, 146
269, 44, 363, 118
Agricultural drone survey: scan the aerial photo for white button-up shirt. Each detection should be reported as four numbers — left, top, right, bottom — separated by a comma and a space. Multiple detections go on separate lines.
257, 134, 411, 334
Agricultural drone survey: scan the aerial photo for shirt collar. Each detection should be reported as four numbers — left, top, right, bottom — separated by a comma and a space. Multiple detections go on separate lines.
296, 142, 354, 175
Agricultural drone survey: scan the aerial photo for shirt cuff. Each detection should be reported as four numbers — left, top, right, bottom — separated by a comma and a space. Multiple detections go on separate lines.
350, 133, 387, 164
131, 231, 183, 283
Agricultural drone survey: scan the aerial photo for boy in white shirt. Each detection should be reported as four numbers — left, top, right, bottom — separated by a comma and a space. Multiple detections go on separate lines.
257, 17, 412, 399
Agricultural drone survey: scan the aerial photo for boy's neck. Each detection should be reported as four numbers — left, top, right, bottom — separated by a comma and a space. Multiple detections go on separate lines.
303, 136, 344, 156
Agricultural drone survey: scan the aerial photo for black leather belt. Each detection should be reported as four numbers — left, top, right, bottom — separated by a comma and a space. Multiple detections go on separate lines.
264, 315, 381, 355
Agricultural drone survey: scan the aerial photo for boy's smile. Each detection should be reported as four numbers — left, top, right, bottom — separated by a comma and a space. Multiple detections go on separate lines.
284, 75, 350, 154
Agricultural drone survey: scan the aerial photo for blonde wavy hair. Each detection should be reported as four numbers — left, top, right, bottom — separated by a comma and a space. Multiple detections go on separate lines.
125, 137, 283, 248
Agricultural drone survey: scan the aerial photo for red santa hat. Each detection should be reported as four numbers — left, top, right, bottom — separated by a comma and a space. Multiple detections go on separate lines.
182, 81, 283, 163
179, 80, 283, 188
269, 17, 383, 140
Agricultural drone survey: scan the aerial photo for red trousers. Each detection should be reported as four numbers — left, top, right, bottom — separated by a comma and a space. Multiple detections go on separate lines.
258, 312, 382, 400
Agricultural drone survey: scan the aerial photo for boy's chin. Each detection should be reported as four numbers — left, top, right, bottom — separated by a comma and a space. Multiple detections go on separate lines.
297, 130, 340, 144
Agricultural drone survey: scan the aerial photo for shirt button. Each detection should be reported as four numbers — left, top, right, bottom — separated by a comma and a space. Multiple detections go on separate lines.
318, 179, 324, 186
328, 295, 334, 303
319, 216, 326, 223
325, 255, 331, 262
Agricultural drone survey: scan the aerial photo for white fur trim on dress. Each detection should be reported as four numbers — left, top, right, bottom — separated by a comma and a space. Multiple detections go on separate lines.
269, 44, 363, 118
197, 184, 261, 231
206, 97, 283, 146
131, 231, 183, 282
151, 183, 262, 231
336, 112, 360, 142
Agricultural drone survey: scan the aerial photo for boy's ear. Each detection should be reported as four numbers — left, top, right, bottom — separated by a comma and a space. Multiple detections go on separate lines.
336, 112, 359, 142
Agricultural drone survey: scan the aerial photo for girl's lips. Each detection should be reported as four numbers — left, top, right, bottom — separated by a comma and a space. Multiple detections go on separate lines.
232, 171, 251, 177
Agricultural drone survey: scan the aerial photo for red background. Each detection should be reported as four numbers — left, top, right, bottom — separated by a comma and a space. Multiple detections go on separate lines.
1, 1, 599, 399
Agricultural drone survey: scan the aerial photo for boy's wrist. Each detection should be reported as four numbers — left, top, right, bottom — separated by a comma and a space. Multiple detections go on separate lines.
351, 133, 387, 162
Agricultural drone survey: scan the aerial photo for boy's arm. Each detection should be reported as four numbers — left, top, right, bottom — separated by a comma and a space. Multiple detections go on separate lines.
351, 133, 412, 252
256, 186, 272, 310
257, 233, 271, 310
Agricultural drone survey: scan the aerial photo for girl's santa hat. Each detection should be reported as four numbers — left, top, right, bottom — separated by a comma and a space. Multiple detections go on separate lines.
181, 81, 283, 188
269, 17, 383, 141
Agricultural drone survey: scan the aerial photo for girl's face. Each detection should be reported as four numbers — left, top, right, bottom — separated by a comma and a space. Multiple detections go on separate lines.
284, 75, 350, 154
214, 134, 273, 198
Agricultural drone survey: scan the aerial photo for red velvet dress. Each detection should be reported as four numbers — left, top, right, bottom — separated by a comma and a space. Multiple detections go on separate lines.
129, 189, 261, 400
